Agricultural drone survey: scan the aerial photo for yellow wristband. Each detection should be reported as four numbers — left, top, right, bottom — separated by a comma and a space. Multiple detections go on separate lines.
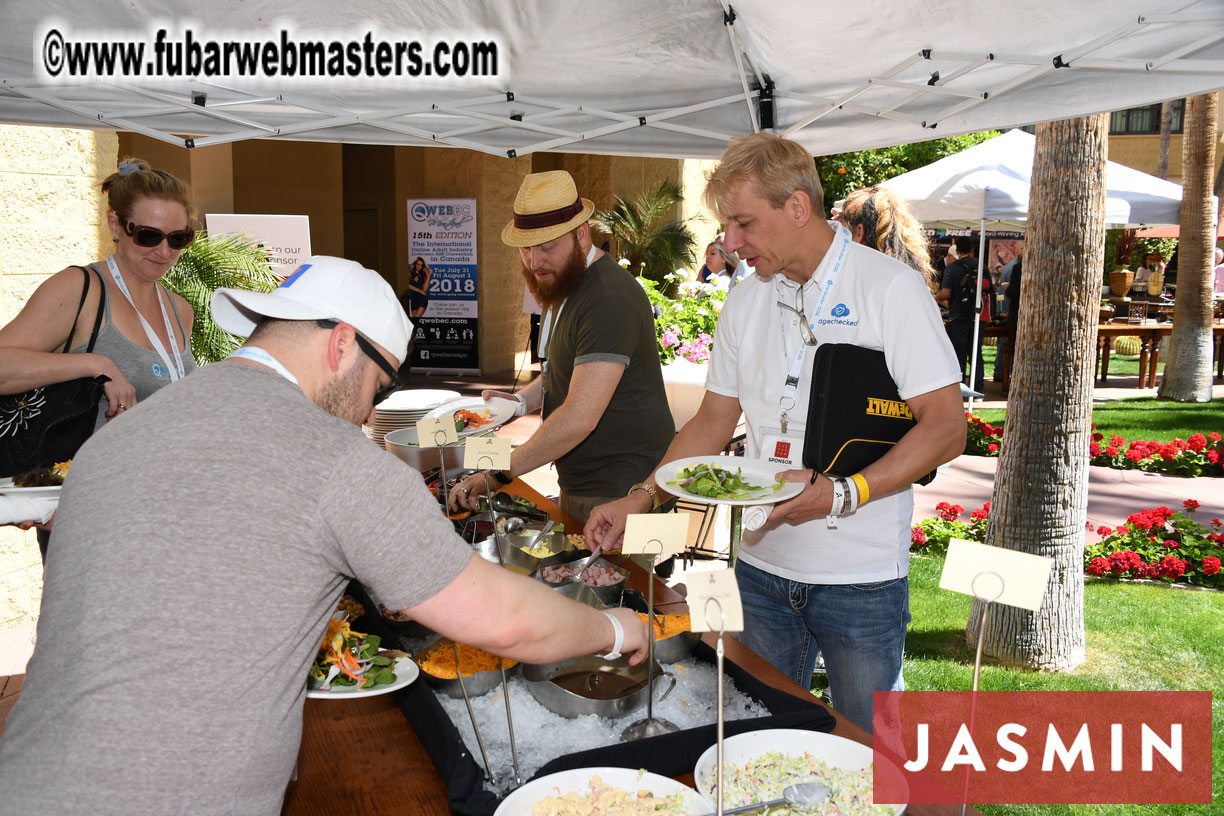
850, 472, 870, 505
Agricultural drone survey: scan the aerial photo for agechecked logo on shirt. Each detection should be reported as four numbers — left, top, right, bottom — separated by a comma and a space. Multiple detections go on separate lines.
151, 362, 170, 380
819, 302, 859, 327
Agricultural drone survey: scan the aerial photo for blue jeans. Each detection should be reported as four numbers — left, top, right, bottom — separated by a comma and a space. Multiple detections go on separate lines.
735, 560, 910, 734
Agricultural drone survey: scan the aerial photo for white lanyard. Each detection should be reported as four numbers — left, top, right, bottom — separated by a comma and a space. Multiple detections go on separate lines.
775, 227, 851, 431
227, 346, 300, 385
105, 256, 186, 381
538, 244, 598, 376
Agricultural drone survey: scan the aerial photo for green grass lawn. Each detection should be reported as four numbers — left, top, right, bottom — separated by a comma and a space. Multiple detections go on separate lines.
903, 553, 1224, 815
974, 396, 1221, 445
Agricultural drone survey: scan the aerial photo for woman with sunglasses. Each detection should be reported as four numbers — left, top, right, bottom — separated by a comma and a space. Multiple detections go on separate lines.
837, 186, 938, 292
0, 157, 196, 433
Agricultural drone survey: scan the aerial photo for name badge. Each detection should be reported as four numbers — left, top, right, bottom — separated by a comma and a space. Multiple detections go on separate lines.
758, 422, 805, 468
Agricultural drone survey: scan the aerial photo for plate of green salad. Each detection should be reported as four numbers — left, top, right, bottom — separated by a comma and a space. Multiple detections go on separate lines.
693, 729, 905, 815
655, 456, 805, 506
305, 615, 419, 699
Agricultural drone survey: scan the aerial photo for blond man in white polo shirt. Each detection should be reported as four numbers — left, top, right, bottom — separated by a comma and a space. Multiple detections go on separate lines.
587, 133, 966, 734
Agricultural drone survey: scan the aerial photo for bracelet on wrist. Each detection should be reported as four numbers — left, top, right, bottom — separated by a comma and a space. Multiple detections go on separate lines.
849, 472, 870, 506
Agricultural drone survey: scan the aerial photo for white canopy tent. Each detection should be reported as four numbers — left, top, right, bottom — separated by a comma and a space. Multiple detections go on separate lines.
0, 1, 1222, 159
879, 128, 1204, 407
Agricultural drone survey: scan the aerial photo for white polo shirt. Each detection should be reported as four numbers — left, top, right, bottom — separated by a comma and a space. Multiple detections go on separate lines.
705, 226, 961, 584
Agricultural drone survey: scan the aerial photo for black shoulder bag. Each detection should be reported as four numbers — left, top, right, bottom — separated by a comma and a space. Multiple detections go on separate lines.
0, 266, 110, 477
801, 343, 936, 486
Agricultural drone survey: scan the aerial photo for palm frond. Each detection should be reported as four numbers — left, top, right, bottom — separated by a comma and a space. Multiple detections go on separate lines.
161, 232, 279, 364
593, 178, 697, 295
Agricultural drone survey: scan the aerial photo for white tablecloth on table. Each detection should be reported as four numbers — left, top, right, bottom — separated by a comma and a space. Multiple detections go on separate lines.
661, 359, 710, 431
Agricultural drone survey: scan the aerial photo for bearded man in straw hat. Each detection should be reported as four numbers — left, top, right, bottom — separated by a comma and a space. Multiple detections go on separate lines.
449, 170, 673, 524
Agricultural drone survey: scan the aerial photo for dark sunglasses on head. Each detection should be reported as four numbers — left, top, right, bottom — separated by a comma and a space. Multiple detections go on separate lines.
119, 215, 196, 250
315, 319, 404, 405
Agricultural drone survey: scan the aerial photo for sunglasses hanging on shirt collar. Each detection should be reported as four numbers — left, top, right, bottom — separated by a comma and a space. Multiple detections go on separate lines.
119, 214, 196, 250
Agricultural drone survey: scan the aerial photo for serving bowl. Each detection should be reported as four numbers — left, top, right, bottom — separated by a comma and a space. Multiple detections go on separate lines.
536, 554, 629, 606
415, 639, 518, 699
692, 728, 906, 815
494, 767, 705, 816
521, 653, 673, 719
472, 535, 542, 575
498, 530, 575, 568
384, 426, 467, 472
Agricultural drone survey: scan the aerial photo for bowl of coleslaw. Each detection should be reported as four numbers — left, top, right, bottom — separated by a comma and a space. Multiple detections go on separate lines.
693, 728, 905, 815
494, 767, 704, 815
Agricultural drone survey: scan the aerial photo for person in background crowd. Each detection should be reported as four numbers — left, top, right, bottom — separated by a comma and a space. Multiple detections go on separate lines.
938, 236, 990, 393
0, 256, 649, 815
1134, 252, 1165, 294
1003, 256, 1024, 396
0, 157, 197, 557
1213, 247, 1224, 296
403, 256, 432, 318
838, 186, 938, 291
448, 171, 673, 524
697, 238, 738, 287
585, 133, 965, 734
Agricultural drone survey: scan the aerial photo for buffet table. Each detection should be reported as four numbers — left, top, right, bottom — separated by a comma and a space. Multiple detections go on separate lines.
0, 480, 979, 816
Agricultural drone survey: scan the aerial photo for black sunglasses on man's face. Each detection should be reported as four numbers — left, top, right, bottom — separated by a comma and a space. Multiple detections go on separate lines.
315, 319, 403, 405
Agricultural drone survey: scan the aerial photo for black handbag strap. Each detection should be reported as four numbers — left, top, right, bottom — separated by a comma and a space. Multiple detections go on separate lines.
58, 266, 91, 354
84, 265, 107, 354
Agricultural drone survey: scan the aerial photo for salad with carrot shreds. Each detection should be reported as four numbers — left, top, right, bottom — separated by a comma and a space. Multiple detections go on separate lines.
306, 616, 396, 691
667, 463, 783, 501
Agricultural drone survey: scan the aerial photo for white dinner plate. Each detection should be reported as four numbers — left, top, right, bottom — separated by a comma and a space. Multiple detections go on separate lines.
422, 397, 517, 437
654, 456, 804, 507
305, 656, 419, 699
0, 477, 63, 498
375, 389, 461, 412
495, 767, 706, 816
693, 728, 906, 815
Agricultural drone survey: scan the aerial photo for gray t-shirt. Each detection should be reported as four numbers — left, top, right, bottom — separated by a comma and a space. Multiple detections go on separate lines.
0, 362, 473, 815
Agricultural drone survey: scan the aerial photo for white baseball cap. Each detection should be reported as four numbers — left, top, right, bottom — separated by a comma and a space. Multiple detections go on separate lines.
211, 256, 414, 364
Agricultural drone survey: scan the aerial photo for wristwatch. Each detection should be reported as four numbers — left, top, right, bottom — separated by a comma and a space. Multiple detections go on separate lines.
488, 470, 511, 486
627, 481, 659, 509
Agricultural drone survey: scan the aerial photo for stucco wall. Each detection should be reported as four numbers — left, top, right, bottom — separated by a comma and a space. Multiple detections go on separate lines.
1108, 133, 1224, 184
0, 125, 117, 631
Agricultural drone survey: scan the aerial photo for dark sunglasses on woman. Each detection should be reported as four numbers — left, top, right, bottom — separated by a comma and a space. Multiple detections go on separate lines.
119, 215, 196, 250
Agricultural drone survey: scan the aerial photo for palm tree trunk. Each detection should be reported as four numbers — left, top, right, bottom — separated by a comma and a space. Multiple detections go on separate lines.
1157, 92, 1218, 403
966, 115, 1108, 669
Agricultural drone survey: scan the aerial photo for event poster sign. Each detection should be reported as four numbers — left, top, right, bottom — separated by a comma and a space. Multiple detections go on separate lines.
203, 213, 311, 276
407, 198, 479, 373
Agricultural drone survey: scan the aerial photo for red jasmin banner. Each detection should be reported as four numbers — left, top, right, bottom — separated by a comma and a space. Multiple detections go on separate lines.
872, 691, 1213, 805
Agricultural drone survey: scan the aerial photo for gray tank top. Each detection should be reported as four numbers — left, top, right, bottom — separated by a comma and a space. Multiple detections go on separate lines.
69, 263, 196, 430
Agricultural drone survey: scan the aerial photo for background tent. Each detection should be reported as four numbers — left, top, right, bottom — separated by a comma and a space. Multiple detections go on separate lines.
879, 128, 1204, 407
0, 1, 1222, 158
880, 129, 1191, 230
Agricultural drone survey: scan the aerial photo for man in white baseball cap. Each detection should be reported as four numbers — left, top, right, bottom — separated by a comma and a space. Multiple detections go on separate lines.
0, 255, 649, 814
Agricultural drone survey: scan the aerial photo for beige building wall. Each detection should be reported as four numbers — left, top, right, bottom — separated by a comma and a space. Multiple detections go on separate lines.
0, 125, 117, 631
1107, 132, 1224, 184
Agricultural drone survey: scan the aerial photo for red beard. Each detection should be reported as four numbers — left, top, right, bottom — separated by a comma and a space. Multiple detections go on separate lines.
521, 238, 587, 311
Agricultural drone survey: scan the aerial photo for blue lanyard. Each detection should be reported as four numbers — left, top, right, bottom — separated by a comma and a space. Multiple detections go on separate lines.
775, 227, 851, 430
227, 346, 299, 385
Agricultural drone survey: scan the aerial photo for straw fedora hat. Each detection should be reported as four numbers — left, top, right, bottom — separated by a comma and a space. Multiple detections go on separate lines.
502, 170, 595, 247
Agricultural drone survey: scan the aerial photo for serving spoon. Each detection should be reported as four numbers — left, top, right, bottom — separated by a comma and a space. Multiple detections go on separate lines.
703, 780, 834, 815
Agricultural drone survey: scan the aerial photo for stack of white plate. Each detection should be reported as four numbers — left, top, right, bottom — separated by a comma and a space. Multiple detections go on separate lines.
363, 389, 461, 449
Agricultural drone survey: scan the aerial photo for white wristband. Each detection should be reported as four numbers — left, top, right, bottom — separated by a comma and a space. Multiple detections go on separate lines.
512, 392, 527, 416
843, 476, 859, 514
599, 610, 624, 660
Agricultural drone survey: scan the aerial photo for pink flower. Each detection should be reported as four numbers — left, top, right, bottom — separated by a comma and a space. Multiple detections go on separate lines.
661, 326, 681, 348
911, 527, 928, 547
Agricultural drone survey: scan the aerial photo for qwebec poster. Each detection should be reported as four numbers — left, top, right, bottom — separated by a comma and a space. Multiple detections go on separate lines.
407, 198, 478, 373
